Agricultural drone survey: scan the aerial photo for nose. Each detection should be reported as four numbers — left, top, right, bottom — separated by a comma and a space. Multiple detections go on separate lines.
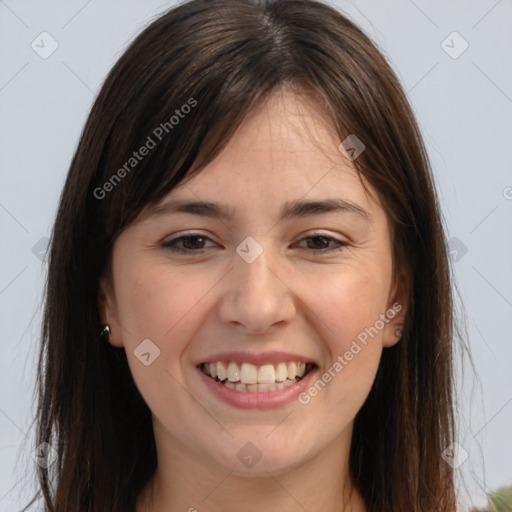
217, 244, 297, 334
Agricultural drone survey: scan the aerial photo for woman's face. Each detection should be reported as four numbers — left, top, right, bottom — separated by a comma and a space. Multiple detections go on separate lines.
99, 88, 407, 478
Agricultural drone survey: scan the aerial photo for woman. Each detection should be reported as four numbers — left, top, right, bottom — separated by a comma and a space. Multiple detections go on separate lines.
26, 0, 458, 510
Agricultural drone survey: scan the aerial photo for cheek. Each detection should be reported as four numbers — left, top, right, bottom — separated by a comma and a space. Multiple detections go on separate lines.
311, 267, 391, 345
112, 257, 246, 417
115, 258, 206, 333
111, 261, 218, 411
303, 267, 390, 400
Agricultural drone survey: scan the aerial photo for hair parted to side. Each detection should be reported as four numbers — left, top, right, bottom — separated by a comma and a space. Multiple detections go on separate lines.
25, 0, 458, 510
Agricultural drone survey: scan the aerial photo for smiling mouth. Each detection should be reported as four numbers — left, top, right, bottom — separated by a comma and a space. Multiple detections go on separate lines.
199, 361, 316, 392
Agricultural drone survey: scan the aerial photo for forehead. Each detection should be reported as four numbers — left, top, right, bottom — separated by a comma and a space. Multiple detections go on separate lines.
170, 88, 381, 218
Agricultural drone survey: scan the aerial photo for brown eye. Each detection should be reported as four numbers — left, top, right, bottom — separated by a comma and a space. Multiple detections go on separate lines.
306, 236, 331, 250
180, 235, 207, 250
295, 234, 348, 252
163, 234, 215, 253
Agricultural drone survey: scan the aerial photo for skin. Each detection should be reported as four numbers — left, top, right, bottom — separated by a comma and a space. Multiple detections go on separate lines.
99, 87, 409, 512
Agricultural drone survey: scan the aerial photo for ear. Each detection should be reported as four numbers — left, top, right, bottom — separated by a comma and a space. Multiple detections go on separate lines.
382, 268, 409, 348
98, 274, 124, 348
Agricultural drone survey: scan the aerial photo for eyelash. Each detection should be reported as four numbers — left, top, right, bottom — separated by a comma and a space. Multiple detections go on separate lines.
162, 232, 349, 254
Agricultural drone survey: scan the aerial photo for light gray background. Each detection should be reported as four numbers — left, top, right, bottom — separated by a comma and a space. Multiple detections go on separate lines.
1, 0, 511, 510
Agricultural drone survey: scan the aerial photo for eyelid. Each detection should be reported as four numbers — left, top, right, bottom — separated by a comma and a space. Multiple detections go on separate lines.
294, 229, 347, 242
162, 230, 213, 242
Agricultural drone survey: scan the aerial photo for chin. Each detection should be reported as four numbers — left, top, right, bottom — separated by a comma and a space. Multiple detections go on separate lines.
203, 431, 314, 476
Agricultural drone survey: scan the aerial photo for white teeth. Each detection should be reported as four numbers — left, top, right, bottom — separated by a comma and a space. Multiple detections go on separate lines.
240, 362, 258, 384
202, 360, 313, 387
258, 364, 276, 383
227, 361, 240, 382
217, 362, 227, 381
275, 362, 288, 382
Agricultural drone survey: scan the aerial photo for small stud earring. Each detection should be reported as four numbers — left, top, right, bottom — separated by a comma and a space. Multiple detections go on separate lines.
100, 324, 111, 341
395, 328, 402, 338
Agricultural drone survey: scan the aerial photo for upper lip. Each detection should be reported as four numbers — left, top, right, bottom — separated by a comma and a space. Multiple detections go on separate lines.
196, 351, 318, 367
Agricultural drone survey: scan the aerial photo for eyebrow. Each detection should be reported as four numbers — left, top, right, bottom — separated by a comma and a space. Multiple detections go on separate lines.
145, 197, 371, 223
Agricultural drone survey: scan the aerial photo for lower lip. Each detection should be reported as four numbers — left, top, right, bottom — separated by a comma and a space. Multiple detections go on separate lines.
197, 366, 318, 409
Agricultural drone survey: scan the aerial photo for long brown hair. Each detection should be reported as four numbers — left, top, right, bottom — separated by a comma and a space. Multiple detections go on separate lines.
25, 0, 458, 510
